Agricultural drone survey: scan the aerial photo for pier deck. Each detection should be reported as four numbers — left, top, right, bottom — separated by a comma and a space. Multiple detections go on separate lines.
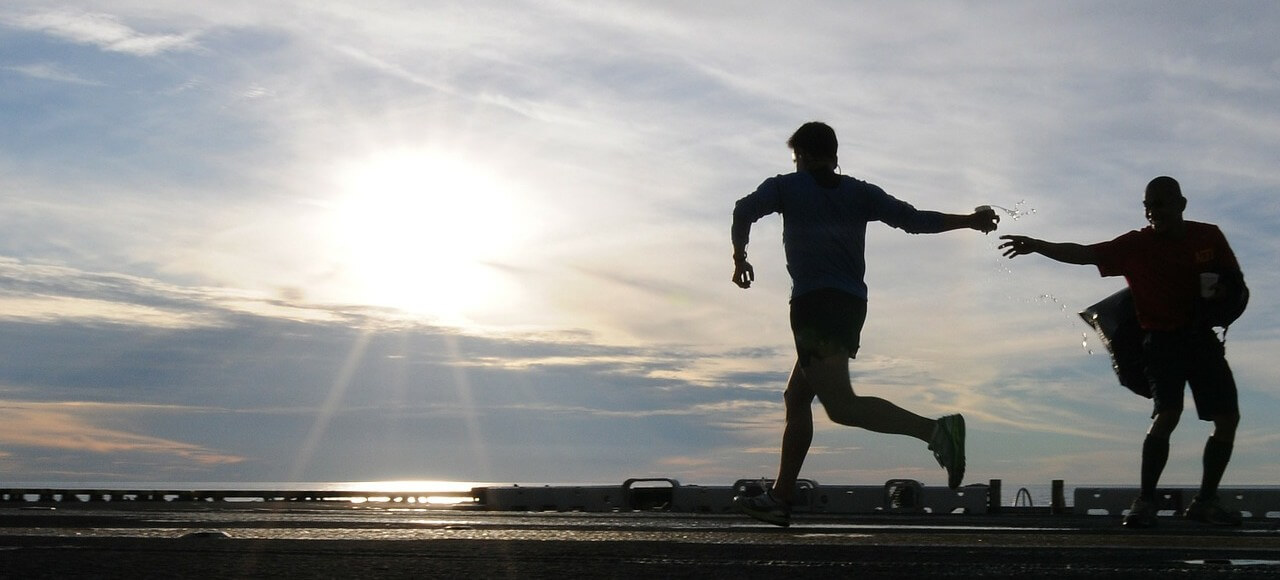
2, 492, 1280, 578
4, 479, 1280, 578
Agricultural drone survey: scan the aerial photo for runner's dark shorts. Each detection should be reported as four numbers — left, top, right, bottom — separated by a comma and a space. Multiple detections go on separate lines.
790, 287, 867, 368
1143, 328, 1238, 421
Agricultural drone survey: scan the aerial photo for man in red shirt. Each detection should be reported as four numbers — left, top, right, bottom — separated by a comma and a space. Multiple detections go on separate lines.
999, 176, 1245, 528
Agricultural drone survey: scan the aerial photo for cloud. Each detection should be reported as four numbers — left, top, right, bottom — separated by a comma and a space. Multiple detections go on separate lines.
11, 9, 200, 56
3, 63, 102, 85
0, 257, 777, 481
0, 258, 346, 329
2, 1, 1279, 488
330, 44, 456, 94
0, 295, 215, 328
0, 402, 245, 465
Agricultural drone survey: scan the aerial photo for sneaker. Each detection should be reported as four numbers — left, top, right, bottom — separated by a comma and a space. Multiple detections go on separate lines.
1184, 495, 1242, 526
1122, 497, 1157, 529
733, 489, 791, 527
929, 414, 966, 489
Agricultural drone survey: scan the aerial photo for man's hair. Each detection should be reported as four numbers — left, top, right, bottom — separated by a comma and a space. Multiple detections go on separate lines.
1146, 176, 1183, 199
788, 122, 838, 160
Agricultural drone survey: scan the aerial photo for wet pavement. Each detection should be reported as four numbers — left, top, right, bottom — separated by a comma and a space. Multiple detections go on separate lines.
2, 503, 1279, 578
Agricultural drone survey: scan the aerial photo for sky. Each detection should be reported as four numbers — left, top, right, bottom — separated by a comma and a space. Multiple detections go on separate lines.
1, 1, 1278, 491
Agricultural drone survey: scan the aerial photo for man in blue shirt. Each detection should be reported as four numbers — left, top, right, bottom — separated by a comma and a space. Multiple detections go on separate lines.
731, 122, 999, 526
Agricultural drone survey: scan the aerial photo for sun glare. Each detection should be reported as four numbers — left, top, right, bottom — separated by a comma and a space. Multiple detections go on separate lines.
327, 150, 525, 324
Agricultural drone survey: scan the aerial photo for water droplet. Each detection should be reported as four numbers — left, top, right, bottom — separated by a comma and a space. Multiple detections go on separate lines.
986, 200, 1038, 221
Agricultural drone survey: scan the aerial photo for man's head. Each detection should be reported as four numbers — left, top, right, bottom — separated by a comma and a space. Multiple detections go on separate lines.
788, 122, 838, 170
1144, 176, 1186, 236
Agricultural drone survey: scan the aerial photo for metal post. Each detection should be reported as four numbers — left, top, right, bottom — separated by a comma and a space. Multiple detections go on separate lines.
1051, 480, 1065, 514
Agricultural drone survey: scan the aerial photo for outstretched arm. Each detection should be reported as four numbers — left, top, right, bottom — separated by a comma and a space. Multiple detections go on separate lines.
938, 207, 1000, 234
998, 235, 1098, 265
892, 206, 1000, 234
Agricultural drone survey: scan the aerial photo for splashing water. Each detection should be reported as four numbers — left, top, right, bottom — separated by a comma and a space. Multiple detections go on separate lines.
1031, 294, 1095, 355
1035, 293, 1068, 312
987, 200, 1038, 221
983, 200, 1036, 264
988, 201, 1093, 355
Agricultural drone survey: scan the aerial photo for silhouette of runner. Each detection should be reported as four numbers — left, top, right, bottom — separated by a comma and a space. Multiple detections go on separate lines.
730, 121, 999, 526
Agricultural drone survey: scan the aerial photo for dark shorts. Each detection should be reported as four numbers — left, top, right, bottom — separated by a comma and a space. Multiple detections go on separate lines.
789, 288, 867, 368
1143, 328, 1238, 421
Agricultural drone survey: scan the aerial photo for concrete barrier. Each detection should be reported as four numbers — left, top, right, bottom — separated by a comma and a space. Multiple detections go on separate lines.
1074, 487, 1280, 519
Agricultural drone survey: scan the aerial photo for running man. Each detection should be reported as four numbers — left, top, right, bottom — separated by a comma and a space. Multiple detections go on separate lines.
731, 121, 999, 527
999, 176, 1246, 528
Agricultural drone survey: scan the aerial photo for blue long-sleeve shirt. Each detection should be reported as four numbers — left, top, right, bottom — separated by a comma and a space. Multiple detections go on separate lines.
732, 171, 945, 300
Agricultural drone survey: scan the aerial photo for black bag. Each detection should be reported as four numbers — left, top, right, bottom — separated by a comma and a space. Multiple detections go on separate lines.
1079, 288, 1150, 398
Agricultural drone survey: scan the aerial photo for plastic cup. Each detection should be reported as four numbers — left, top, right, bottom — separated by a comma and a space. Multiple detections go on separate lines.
1200, 272, 1220, 298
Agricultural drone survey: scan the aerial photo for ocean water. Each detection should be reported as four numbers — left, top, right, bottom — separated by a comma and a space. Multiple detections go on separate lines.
0, 480, 484, 493
0, 480, 488, 505
1003, 483, 1063, 507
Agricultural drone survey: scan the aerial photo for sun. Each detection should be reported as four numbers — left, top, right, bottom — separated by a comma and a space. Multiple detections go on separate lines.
325, 149, 525, 324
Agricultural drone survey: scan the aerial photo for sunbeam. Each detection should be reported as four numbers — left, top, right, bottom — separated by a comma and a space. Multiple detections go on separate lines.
441, 332, 492, 481
289, 329, 374, 480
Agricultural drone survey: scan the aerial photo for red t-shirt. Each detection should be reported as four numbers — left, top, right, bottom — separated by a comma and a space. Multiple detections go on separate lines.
1091, 221, 1239, 331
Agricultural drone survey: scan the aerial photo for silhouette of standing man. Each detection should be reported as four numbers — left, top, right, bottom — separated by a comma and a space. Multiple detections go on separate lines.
1000, 176, 1246, 528
730, 121, 999, 526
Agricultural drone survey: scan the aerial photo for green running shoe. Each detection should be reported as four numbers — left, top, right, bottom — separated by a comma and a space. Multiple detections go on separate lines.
929, 414, 966, 489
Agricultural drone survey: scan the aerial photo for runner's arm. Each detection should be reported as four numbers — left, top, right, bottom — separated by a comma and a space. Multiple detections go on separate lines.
936, 208, 1000, 233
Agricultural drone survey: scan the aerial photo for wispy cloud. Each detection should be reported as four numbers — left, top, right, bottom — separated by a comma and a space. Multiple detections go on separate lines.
0, 295, 215, 328
11, 9, 200, 56
4, 62, 101, 85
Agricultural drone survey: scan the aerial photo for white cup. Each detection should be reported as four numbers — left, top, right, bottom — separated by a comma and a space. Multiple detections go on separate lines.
1200, 272, 1220, 298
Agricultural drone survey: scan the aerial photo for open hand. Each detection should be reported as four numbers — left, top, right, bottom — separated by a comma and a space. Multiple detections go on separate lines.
998, 235, 1038, 258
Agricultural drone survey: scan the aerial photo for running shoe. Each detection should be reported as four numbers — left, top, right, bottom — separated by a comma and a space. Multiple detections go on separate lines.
733, 488, 791, 527
1122, 497, 1157, 529
1184, 495, 1242, 526
929, 414, 966, 489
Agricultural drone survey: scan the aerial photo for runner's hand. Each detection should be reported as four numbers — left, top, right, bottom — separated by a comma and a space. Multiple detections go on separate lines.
974, 207, 1000, 233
